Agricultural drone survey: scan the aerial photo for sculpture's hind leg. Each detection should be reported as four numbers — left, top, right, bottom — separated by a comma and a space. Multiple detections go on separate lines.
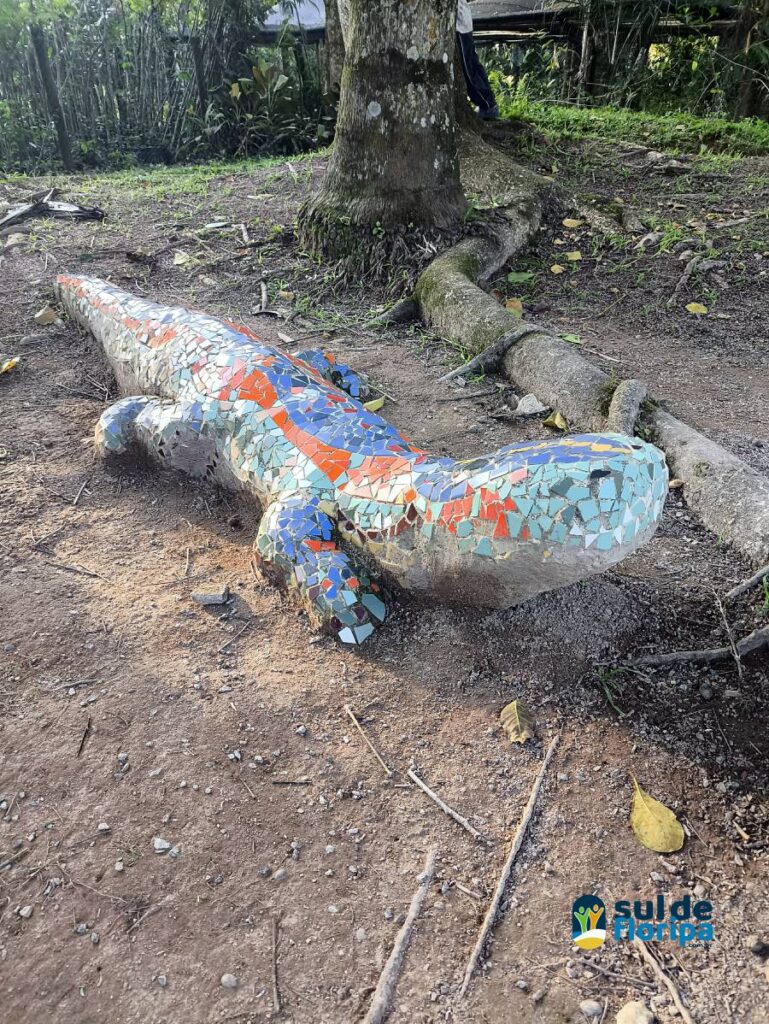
293, 349, 373, 401
95, 396, 222, 480
254, 495, 387, 644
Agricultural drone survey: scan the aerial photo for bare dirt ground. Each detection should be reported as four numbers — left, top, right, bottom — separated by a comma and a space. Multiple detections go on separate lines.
1, 138, 768, 1024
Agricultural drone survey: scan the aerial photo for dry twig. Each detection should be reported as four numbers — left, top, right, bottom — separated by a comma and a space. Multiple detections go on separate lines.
633, 937, 695, 1024
630, 625, 769, 668
725, 563, 769, 602
363, 848, 436, 1024
407, 768, 491, 845
459, 733, 560, 998
271, 916, 282, 1013
345, 705, 392, 777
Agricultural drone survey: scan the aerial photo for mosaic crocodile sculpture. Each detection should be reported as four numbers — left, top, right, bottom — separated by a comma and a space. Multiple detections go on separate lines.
56, 274, 668, 644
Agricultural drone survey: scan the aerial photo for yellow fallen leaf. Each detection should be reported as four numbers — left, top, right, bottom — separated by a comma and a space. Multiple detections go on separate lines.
686, 302, 708, 315
550, 264, 565, 275
363, 395, 385, 413
500, 700, 536, 744
562, 218, 583, 229
669, 478, 684, 489
0, 356, 19, 375
543, 410, 568, 431
278, 290, 295, 301
505, 298, 523, 317
566, 250, 582, 262
629, 775, 685, 853
34, 305, 57, 326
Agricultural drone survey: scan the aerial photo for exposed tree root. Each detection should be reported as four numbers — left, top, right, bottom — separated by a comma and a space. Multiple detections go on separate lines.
412, 137, 769, 564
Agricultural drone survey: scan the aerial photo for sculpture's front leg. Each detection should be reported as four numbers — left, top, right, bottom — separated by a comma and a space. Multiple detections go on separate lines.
95, 396, 223, 481
254, 495, 387, 644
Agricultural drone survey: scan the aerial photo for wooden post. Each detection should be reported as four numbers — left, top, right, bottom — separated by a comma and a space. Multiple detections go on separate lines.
29, 22, 74, 171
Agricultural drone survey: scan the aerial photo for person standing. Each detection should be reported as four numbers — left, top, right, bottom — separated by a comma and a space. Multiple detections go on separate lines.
456, 0, 499, 120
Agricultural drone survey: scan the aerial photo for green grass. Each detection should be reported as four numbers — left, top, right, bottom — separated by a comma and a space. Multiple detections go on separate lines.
3, 149, 325, 201
497, 93, 769, 156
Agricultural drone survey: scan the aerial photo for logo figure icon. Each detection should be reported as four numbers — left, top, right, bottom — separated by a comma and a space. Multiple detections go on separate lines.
572, 895, 607, 950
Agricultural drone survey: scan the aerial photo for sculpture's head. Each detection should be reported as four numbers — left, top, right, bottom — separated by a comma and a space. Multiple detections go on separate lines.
380, 433, 668, 608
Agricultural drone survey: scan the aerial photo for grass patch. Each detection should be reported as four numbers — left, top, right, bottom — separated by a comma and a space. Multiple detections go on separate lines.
497, 93, 769, 156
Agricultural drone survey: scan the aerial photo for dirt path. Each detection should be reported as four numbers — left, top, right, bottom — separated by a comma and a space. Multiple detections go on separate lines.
0, 153, 767, 1023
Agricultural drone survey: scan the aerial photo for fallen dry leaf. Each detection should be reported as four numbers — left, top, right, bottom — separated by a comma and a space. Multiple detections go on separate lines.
505, 298, 523, 317
500, 700, 536, 744
543, 410, 568, 431
34, 305, 57, 326
363, 395, 385, 413
565, 250, 582, 262
630, 775, 684, 853
669, 478, 684, 489
562, 218, 583, 229
278, 290, 295, 301
685, 302, 708, 315
0, 356, 19, 375
550, 264, 565, 275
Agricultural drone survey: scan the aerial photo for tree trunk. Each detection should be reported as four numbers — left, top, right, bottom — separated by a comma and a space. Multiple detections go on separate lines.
189, 35, 208, 116
325, 0, 345, 95
297, 0, 466, 271
29, 22, 74, 171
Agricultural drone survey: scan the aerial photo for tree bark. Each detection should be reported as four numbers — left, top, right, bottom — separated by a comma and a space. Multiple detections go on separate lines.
29, 22, 74, 171
297, 0, 467, 270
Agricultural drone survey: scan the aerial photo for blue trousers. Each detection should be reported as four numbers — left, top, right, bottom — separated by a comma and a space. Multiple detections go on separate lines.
457, 32, 496, 113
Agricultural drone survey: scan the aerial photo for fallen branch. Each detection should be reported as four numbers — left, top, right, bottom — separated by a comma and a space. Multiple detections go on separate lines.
632, 937, 696, 1024
630, 625, 769, 668
363, 848, 437, 1024
725, 563, 769, 602
667, 254, 703, 307
407, 768, 491, 845
437, 325, 541, 383
459, 733, 560, 998
345, 704, 392, 777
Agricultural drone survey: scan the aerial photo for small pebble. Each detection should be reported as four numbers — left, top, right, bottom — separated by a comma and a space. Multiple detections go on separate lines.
220, 973, 239, 989
296, 725, 307, 736
579, 999, 603, 1019
91, 932, 100, 945
531, 989, 546, 1004
693, 882, 707, 899
273, 868, 287, 882
74, 923, 88, 935
204, 787, 213, 795
259, 865, 272, 878
649, 871, 665, 884
153, 837, 172, 854
355, 927, 366, 942
328, 905, 339, 914
97, 822, 110, 833
516, 979, 529, 991
157, 975, 168, 988
18, 906, 33, 919
747, 933, 768, 956
384, 907, 394, 920
616, 1001, 654, 1024
115, 860, 124, 872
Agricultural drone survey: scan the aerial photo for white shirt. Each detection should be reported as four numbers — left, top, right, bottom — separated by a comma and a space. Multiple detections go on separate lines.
457, 0, 473, 34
